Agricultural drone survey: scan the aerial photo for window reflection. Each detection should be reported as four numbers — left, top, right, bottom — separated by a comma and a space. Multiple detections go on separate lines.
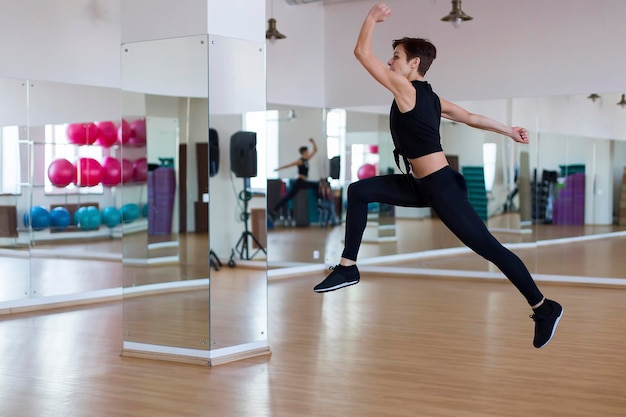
43, 124, 104, 195
0, 126, 20, 194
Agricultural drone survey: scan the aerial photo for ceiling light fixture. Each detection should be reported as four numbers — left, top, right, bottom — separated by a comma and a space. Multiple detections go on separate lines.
266, 0, 286, 40
587, 93, 600, 102
618, 94, 626, 108
441, 0, 473, 28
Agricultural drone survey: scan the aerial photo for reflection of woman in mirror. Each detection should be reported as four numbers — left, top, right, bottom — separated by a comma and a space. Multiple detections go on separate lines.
314, 2, 563, 349
271, 138, 319, 219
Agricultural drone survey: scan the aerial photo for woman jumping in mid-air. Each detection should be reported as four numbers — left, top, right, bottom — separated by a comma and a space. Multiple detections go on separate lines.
313, 2, 563, 349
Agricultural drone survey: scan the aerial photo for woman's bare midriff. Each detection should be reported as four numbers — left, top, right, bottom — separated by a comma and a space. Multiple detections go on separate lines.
409, 151, 449, 179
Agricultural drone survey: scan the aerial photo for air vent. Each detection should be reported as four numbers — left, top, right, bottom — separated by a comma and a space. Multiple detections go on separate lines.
285, 0, 322, 5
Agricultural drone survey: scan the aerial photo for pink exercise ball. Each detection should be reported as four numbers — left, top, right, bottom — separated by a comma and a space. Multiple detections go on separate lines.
101, 156, 122, 187
118, 119, 131, 145
74, 158, 103, 187
133, 157, 148, 182
121, 158, 134, 183
357, 163, 377, 180
95, 121, 118, 148
128, 119, 147, 147
47, 158, 75, 187
67, 122, 98, 146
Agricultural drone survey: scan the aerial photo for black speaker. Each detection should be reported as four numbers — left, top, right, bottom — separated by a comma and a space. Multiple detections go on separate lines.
209, 128, 219, 177
329, 156, 340, 179
230, 131, 257, 178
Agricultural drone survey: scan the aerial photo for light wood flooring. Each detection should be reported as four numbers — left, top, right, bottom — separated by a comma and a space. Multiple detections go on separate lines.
2, 218, 626, 416
2, 275, 626, 416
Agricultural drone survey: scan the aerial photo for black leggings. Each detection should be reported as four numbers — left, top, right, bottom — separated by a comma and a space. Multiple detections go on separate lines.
342, 167, 544, 306
273, 178, 319, 212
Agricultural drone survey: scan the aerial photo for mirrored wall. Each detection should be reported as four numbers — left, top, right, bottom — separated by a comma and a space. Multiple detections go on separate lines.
265, 94, 626, 281
1, 77, 124, 309
2, 76, 626, 334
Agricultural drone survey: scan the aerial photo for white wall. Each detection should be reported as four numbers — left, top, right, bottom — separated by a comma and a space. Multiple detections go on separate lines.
3, 0, 626, 108
0, 0, 121, 88
265, 1, 325, 107
322, 0, 626, 108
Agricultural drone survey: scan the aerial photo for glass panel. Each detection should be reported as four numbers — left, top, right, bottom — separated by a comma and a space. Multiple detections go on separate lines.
266, 105, 337, 266
0, 77, 30, 303
121, 35, 210, 351
26, 80, 122, 298
208, 34, 268, 350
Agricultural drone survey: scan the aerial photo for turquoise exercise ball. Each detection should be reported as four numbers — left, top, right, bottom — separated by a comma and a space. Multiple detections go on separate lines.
101, 206, 120, 228
120, 203, 140, 224
74, 206, 101, 230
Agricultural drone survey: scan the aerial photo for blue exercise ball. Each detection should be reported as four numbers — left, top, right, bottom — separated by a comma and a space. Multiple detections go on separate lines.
49, 207, 71, 231
101, 206, 120, 228
74, 206, 101, 230
23, 206, 51, 231
141, 203, 149, 218
120, 203, 140, 224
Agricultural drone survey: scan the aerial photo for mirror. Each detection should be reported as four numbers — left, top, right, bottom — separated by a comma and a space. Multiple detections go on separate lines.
266, 105, 332, 266
0, 77, 30, 304
121, 33, 268, 362
121, 35, 210, 353
207, 34, 268, 353
1, 77, 125, 305
266, 93, 626, 281
27, 80, 124, 298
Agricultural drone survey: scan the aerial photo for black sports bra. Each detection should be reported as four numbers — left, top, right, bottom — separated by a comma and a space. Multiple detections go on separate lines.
298, 157, 309, 177
389, 80, 443, 159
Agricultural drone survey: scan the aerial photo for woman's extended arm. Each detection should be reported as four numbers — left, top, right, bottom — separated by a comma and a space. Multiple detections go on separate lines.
308, 138, 318, 158
274, 160, 301, 172
440, 97, 529, 144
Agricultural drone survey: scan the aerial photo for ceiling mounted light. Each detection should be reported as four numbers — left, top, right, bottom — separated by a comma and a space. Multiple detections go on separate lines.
266, 0, 286, 40
618, 94, 626, 108
587, 93, 600, 102
441, 0, 473, 28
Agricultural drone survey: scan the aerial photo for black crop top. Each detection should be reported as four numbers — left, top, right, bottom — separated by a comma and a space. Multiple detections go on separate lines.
298, 157, 309, 177
389, 80, 443, 159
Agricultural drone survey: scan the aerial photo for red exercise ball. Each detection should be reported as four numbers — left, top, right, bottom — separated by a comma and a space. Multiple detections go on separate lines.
118, 119, 131, 145
96, 121, 118, 148
121, 158, 134, 183
67, 122, 98, 145
133, 157, 148, 182
357, 163, 377, 180
74, 158, 103, 187
48, 158, 75, 187
101, 156, 121, 187
128, 119, 147, 147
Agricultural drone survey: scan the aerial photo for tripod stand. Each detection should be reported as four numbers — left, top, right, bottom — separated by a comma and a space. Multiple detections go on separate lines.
232, 178, 266, 261
209, 249, 222, 271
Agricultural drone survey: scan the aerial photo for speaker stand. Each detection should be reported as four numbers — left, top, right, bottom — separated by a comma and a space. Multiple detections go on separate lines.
232, 178, 266, 261
210, 249, 222, 271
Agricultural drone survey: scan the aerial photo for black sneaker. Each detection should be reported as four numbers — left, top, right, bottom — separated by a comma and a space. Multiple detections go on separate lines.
530, 299, 563, 348
313, 265, 360, 293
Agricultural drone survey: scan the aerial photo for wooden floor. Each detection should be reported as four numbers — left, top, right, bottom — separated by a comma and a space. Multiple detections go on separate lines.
2, 275, 626, 416
2, 218, 626, 416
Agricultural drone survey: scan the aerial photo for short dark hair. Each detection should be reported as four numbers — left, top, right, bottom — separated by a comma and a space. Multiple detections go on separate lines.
299, 146, 308, 154
392, 37, 437, 76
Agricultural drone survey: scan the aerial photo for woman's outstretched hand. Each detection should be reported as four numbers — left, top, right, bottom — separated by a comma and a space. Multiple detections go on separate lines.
368, 2, 391, 23
511, 127, 529, 144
